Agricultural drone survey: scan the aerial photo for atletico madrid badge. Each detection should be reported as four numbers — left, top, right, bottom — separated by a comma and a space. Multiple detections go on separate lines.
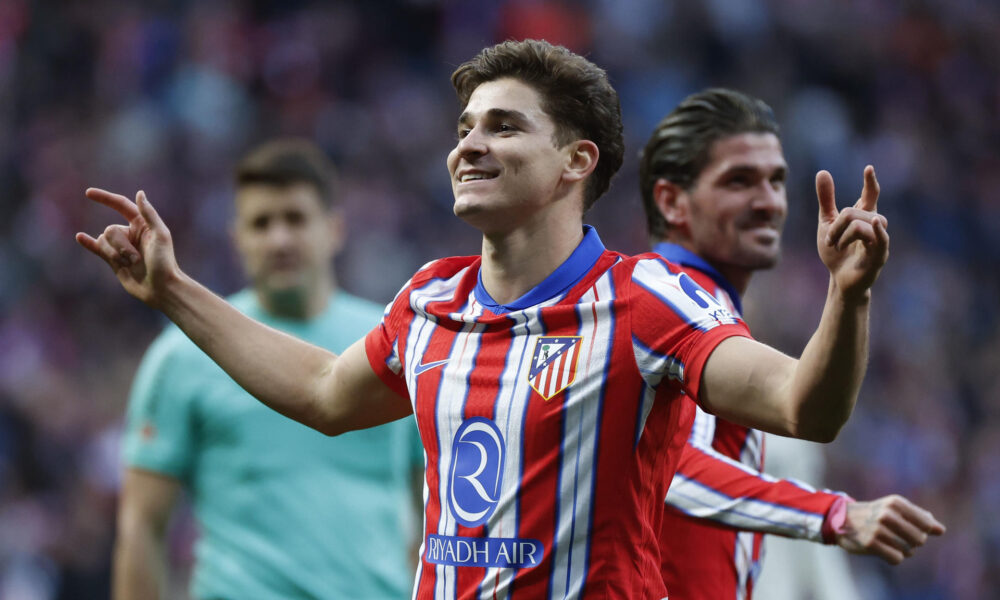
528, 336, 583, 401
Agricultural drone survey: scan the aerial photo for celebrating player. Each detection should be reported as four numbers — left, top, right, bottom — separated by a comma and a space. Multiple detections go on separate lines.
112, 140, 422, 599
640, 88, 945, 599
80, 41, 889, 598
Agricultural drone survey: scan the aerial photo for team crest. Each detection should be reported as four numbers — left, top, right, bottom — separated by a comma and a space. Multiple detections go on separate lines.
528, 336, 583, 401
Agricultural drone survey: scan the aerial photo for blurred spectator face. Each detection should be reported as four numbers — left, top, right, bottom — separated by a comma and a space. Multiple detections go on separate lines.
232, 182, 341, 298
679, 132, 788, 273
447, 78, 575, 232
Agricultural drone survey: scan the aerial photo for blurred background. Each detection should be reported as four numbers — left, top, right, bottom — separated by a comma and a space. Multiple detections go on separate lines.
0, 0, 997, 598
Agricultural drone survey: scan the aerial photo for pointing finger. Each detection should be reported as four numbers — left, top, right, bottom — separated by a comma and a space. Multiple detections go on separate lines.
816, 170, 837, 223
86, 188, 141, 223
859, 165, 880, 211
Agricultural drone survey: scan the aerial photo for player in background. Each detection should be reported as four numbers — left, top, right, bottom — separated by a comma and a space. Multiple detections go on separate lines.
80, 40, 890, 599
639, 88, 945, 599
112, 140, 423, 600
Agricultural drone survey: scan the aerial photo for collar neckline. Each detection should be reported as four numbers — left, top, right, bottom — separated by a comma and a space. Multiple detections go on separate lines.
475, 225, 605, 315
652, 242, 743, 315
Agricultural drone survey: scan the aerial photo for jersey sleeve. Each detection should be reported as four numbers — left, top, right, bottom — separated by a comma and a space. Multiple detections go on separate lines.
666, 427, 847, 542
364, 282, 412, 399
122, 329, 198, 479
629, 257, 751, 402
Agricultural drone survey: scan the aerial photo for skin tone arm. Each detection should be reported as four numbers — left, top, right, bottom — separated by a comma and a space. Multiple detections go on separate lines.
700, 166, 889, 442
113, 469, 181, 600
76, 189, 410, 436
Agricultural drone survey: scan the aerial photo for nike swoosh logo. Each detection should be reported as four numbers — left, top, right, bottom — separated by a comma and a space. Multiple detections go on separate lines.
414, 359, 449, 375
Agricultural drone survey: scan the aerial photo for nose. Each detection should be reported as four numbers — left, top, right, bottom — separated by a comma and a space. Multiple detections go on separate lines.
753, 181, 787, 216
454, 126, 488, 161
264, 221, 295, 249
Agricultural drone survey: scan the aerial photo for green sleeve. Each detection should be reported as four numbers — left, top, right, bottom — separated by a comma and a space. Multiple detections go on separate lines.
122, 328, 198, 480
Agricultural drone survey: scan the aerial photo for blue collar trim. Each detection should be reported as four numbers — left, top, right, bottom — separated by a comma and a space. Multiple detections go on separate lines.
652, 242, 743, 315
475, 225, 605, 315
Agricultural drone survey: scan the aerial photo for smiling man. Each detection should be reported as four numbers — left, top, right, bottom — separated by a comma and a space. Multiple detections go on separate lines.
80, 41, 891, 599
640, 88, 944, 600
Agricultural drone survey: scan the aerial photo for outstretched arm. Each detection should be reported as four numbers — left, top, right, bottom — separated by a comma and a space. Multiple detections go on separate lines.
699, 166, 889, 441
667, 440, 944, 562
77, 189, 410, 435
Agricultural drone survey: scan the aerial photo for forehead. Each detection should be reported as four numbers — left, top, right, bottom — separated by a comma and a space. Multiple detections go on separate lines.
460, 78, 551, 125
234, 182, 327, 218
704, 132, 786, 173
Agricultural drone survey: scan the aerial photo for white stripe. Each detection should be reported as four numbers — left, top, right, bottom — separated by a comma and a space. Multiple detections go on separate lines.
548, 274, 614, 599
665, 474, 826, 540
420, 286, 483, 600
734, 530, 754, 600
688, 406, 717, 448
476, 310, 541, 600
632, 342, 684, 389
740, 429, 763, 469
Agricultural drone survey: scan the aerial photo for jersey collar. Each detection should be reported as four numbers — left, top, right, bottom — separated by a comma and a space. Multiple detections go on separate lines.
652, 242, 743, 316
475, 225, 605, 315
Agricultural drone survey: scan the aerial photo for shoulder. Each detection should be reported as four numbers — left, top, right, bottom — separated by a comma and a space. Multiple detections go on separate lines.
411, 255, 480, 286
393, 255, 481, 302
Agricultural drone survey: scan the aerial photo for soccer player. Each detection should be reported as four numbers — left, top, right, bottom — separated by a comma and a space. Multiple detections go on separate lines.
79, 40, 889, 599
639, 88, 945, 599
112, 140, 423, 599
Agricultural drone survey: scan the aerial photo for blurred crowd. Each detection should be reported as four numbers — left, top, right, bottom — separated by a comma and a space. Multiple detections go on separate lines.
0, 0, 997, 598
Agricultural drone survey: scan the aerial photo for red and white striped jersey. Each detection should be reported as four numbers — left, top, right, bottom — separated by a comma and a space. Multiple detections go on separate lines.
653, 242, 845, 600
365, 228, 751, 600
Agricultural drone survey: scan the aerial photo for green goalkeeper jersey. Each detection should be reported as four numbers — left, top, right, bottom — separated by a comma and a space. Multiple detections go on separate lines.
123, 289, 422, 599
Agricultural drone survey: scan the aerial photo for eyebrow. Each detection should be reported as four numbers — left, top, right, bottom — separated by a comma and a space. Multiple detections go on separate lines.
721, 164, 788, 177
457, 108, 531, 128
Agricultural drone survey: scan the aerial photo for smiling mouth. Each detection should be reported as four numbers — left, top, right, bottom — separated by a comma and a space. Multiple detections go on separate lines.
458, 172, 498, 183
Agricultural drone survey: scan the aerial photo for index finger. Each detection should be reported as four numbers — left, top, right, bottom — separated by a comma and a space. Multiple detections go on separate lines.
85, 188, 141, 223
816, 170, 838, 223
896, 498, 946, 535
858, 165, 880, 212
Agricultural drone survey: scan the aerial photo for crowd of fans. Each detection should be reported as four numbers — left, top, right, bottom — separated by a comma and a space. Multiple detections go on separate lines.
1, 1, 996, 598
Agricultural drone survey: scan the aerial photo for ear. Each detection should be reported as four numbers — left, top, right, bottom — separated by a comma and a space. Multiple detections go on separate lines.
562, 140, 600, 184
652, 178, 689, 231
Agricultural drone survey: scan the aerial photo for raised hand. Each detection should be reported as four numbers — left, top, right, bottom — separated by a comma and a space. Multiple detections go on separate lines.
75, 188, 180, 308
836, 494, 945, 564
816, 166, 890, 300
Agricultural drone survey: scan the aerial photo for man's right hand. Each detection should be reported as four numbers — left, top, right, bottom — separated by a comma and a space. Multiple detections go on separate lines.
76, 188, 180, 309
836, 494, 945, 564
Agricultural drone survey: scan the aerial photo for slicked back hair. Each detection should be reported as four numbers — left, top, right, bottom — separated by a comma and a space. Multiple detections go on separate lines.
639, 88, 779, 240
235, 139, 338, 208
451, 39, 625, 211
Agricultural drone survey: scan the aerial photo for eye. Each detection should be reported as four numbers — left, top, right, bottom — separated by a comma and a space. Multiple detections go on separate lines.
770, 172, 787, 190
497, 123, 516, 134
251, 216, 269, 230
457, 128, 471, 140
726, 175, 751, 189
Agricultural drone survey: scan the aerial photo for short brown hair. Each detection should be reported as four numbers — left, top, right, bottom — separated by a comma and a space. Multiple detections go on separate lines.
639, 88, 779, 240
235, 139, 338, 207
451, 39, 624, 211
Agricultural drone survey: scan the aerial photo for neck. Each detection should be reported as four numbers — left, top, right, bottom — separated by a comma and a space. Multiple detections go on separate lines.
257, 278, 334, 320
479, 208, 584, 305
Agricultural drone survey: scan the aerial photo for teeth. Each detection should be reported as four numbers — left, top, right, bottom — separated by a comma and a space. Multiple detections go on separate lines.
460, 173, 495, 182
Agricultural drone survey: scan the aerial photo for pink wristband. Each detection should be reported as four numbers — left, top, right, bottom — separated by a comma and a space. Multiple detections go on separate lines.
821, 496, 852, 544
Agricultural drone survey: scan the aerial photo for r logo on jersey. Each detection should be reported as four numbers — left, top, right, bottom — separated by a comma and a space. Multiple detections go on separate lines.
528, 336, 583, 401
